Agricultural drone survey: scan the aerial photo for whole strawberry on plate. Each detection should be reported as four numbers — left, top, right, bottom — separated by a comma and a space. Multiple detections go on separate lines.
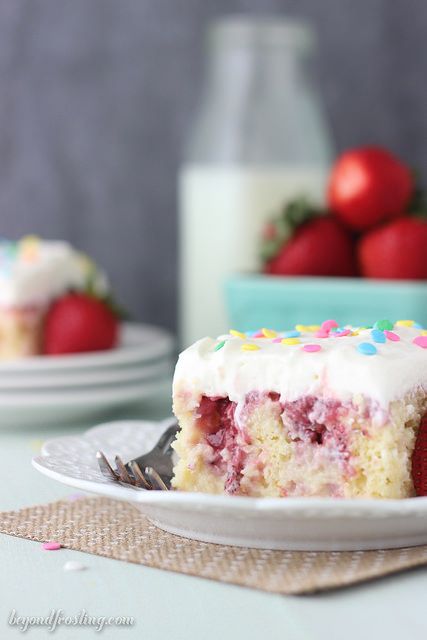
358, 216, 427, 280
43, 292, 120, 355
262, 197, 357, 277
328, 146, 414, 231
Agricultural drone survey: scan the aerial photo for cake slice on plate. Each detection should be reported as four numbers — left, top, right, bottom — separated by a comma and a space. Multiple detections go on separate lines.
172, 320, 427, 498
0, 237, 109, 359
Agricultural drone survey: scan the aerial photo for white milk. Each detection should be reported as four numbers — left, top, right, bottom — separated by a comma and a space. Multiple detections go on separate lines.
179, 165, 328, 347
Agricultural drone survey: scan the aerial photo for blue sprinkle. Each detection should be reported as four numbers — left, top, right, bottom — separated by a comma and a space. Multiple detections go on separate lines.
413, 322, 423, 329
371, 329, 386, 344
282, 330, 300, 338
357, 342, 378, 356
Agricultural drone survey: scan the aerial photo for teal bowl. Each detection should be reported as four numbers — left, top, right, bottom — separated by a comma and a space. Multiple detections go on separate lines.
225, 275, 427, 331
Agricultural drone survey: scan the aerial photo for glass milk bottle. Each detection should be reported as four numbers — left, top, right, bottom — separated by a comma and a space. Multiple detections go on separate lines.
179, 17, 333, 347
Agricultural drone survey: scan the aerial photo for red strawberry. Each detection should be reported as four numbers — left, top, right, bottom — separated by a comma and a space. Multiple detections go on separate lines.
358, 217, 427, 279
43, 292, 119, 355
264, 216, 356, 277
328, 146, 414, 231
411, 414, 427, 496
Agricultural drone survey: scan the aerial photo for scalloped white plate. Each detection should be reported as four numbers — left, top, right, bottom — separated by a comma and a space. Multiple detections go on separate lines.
32, 420, 427, 551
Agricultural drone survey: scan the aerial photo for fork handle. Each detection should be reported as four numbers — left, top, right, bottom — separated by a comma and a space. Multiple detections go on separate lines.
154, 421, 179, 452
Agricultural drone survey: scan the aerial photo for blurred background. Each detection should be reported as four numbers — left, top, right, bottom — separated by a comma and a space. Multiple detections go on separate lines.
0, 0, 426, 333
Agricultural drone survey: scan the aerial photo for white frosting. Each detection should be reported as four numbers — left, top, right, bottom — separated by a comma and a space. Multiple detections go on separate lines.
0, 239, 107, 307
173, 326, 427, 408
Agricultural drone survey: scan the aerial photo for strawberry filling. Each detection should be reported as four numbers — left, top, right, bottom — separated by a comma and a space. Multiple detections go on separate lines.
196, 397, 243, 493
195, 392, 354, 494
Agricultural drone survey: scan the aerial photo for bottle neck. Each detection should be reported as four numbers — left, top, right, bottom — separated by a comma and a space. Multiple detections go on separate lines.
184, 24, 333, 166
205, 44, 307, 103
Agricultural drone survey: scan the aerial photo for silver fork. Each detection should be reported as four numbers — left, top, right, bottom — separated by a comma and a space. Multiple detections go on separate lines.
96, 420, 179, 491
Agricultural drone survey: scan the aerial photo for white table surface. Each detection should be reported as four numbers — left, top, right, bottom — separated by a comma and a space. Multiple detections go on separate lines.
1, 395, 427, 640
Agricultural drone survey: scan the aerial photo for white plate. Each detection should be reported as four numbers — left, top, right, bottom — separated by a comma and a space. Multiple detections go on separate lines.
0, 323, 174, 374
1, 380, 172, 427
32, 420, 427, 551
0, 357, 172, 390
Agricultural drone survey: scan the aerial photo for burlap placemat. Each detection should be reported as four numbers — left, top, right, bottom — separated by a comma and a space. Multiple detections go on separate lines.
1, 495, 427, 595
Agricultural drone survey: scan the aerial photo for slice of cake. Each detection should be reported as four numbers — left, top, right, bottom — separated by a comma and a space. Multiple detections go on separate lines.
0, 236, 109, 359
172, 320, 427, 498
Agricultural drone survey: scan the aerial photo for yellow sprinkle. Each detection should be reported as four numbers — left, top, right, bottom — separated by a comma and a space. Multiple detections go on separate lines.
20, 234, 40, 244
307, 325, 321, 332
395, 320, 414, 327
261, 328, 277, 339
230, 329, 246, 339
351, 331, 359, 336
421, 330, 427, 336
281, 338, 301, 345
241, 343, 260, 351
20, 235, 40, 262
295, 324, 307, 332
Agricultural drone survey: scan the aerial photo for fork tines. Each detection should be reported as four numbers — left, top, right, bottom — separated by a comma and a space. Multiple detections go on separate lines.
96, 451, 168, 491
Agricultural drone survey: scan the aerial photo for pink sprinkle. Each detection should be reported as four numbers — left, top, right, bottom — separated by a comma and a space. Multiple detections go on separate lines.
335, 329, 351, 337
302, 344, 321, 353
413, 336, 427, 349
321, 319, 338, 333
314, 330, 329, 338
384, 330, 400, 342
42, 541, 61, 551
253, 331, 263, 338
272, 337, 282, 343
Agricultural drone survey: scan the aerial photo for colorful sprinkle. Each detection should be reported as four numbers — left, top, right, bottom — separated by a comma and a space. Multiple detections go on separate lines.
396, 320, 414, 327
335, 329, 351, 338
321, 319, 339, 332
42, 541, 61, 551
241, 343, 260, 351
413, 323, 423, 329
261, 328, 277, 339
230, 329, 246, 339
295, 324, 306, 332
19, 235, 40, 263
371, 329, 386, 344
302, 344, 321, 353
283, 330, 300, 338
422, 330, 427, 336
281, 337, 301, 345
384, 330, 400, 342
373, 319, 393, 331
307, 325, 321, 332
314, 330, 329, 339
413, 336, 427, 349
272, 337, 282, 343
357, 342, 377, 356
214, 340, 225, 351
67, 493, 85, 501
63, 561, 86, 572
253, 331, 264, 338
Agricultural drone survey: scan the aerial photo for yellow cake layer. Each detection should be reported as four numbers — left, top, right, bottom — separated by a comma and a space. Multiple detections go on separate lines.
0, 307, 44, 360
172, 390, 427, 498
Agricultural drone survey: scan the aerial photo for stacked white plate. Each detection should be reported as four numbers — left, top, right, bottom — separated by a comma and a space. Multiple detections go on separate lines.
0, 323, 174, 427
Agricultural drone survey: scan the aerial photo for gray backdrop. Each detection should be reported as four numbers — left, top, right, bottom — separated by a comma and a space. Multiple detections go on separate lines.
0, 0, 425, 332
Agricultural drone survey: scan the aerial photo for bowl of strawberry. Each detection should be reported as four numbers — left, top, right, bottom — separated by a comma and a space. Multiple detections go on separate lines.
226, 146, 427, 330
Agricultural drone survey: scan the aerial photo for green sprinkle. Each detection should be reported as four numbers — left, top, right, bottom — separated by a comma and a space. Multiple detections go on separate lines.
374, 319, 393, 331
214, 340, 225, 352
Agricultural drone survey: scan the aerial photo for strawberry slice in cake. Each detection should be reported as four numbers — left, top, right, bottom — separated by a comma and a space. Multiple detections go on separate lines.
172, 320, 427, 498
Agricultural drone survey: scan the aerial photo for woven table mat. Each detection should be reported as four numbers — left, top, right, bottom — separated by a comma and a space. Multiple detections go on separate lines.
1, 496, 427, 595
